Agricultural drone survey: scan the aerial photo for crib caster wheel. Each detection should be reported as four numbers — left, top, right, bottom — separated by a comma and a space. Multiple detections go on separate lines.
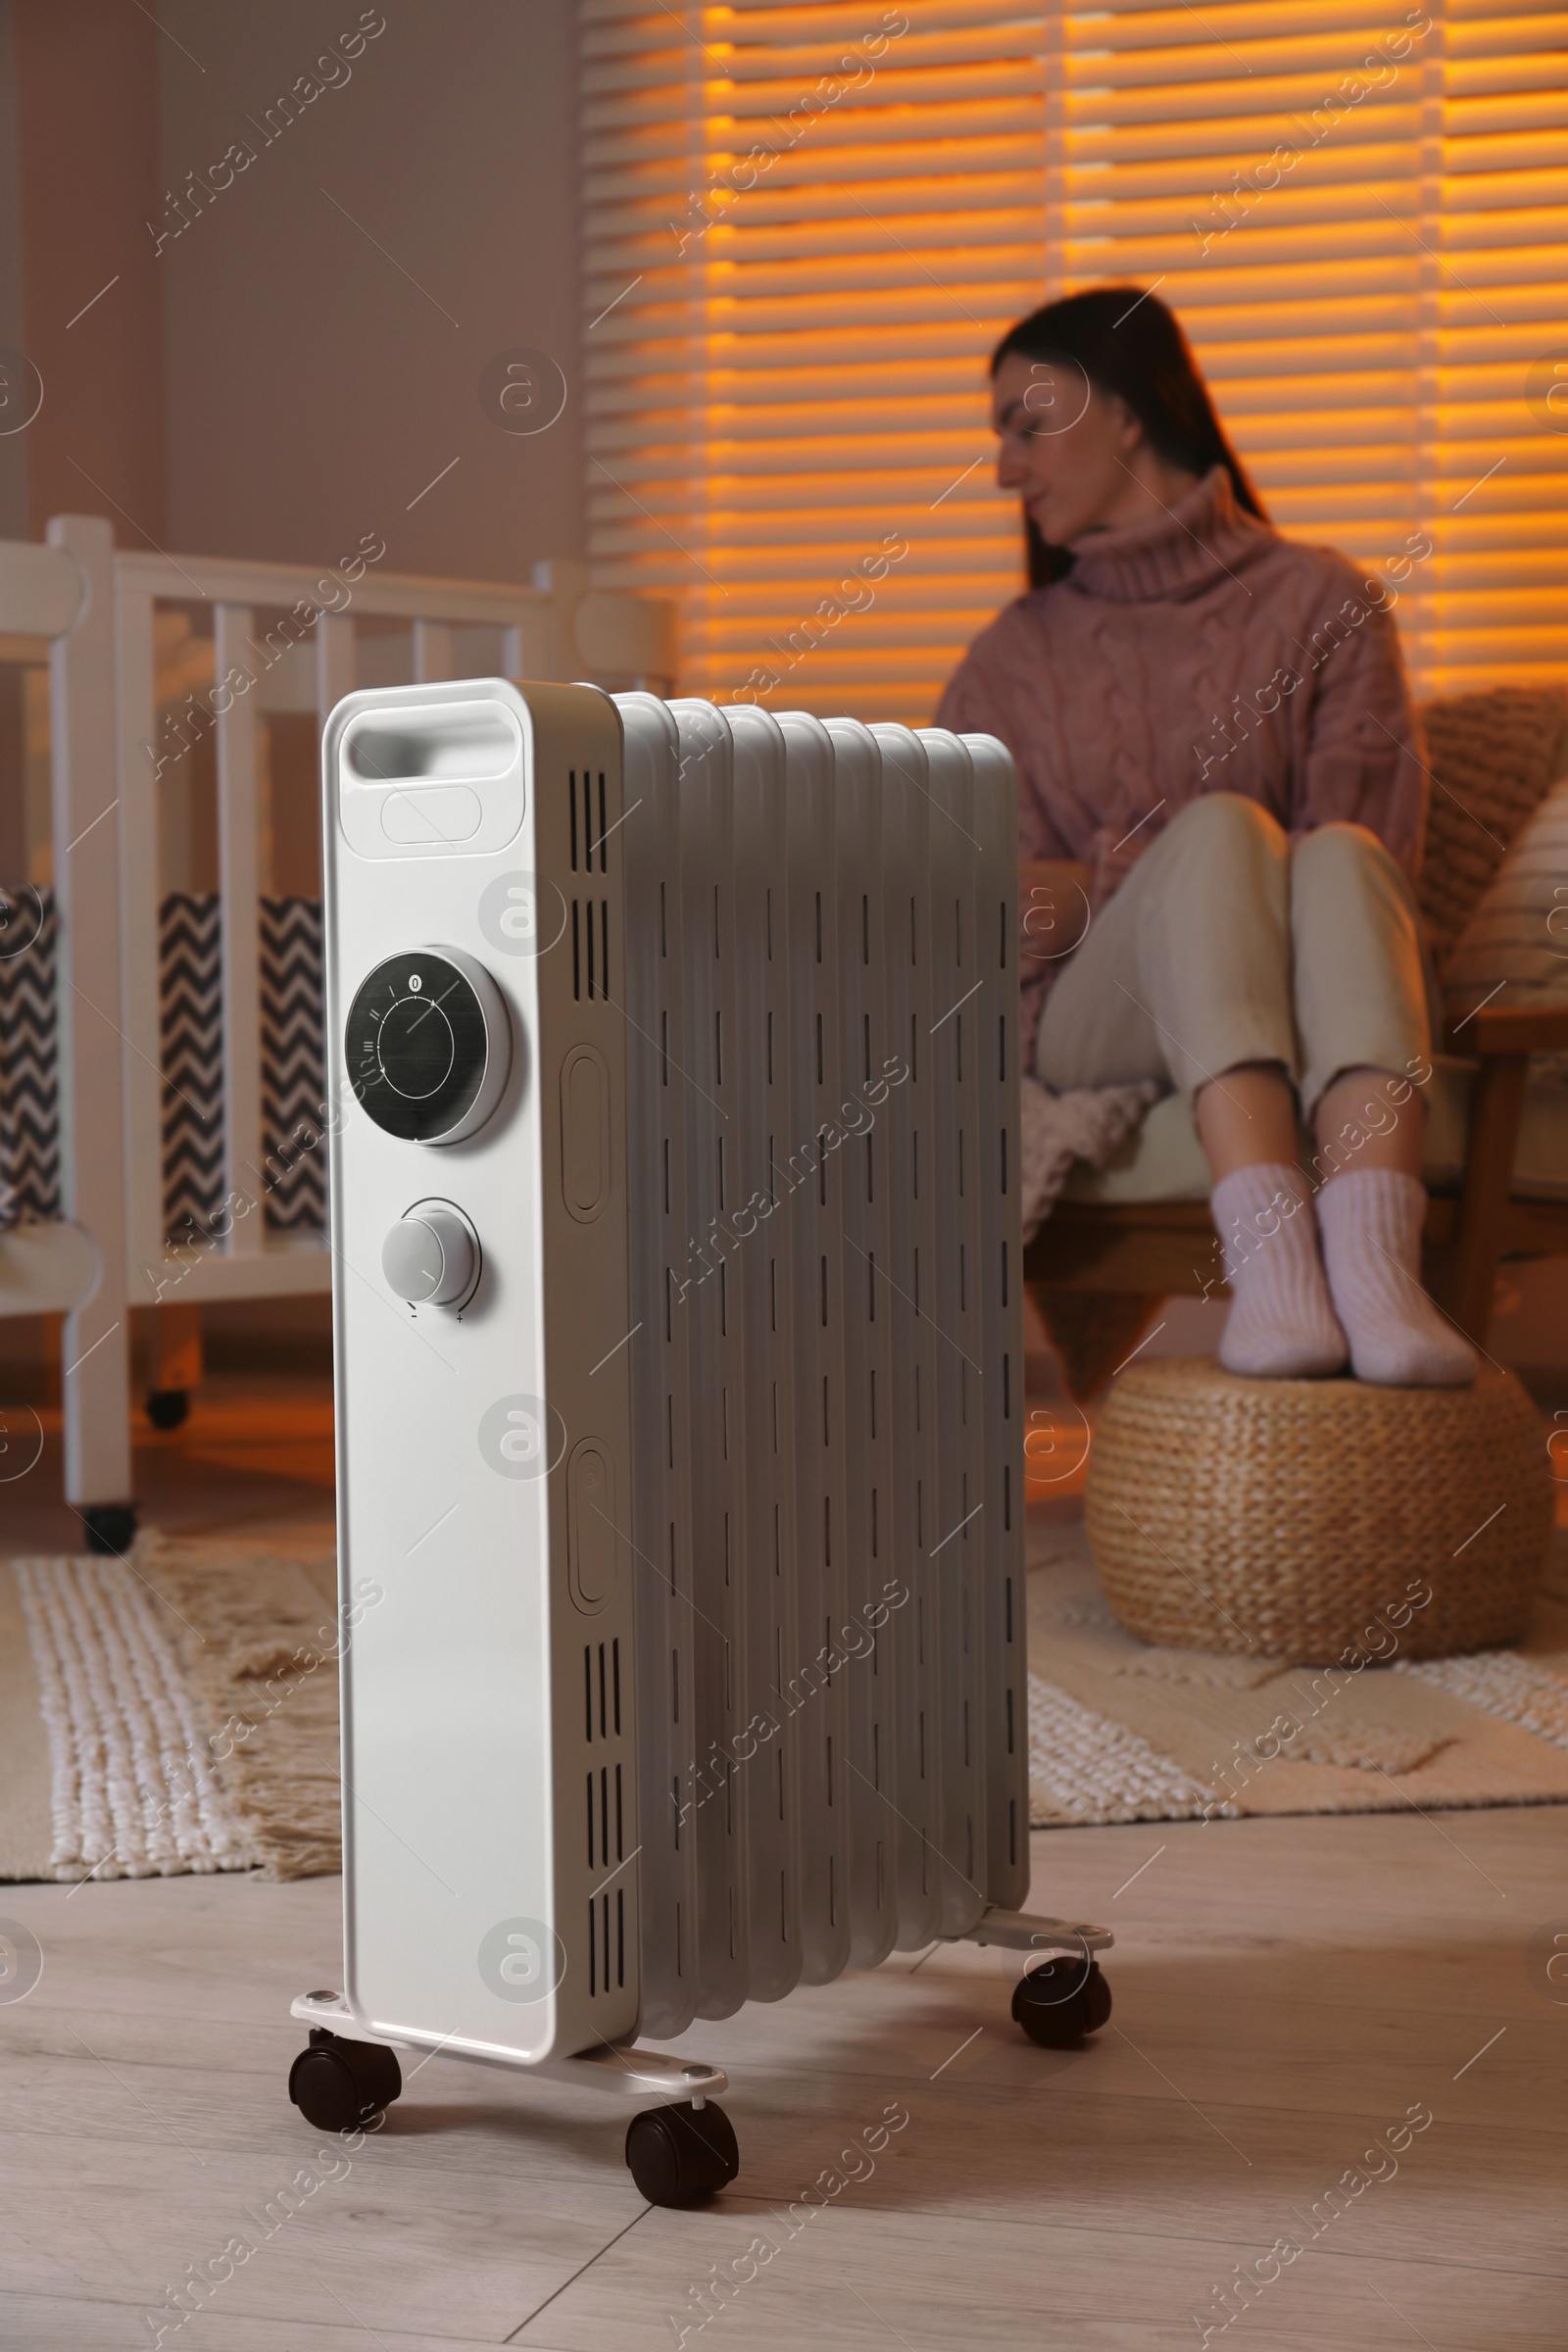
81, 1502, 137, 1556
146, 1388, 189, 1432
1012, 1956, 1111, 2049
625, 2100, 739, 2207
288, 2027, 402, 2133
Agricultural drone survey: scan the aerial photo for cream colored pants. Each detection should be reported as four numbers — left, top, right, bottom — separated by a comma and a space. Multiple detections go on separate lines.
1034, 793, 1431, 1115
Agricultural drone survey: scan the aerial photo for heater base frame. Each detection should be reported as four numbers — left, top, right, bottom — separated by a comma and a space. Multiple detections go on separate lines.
953, 1906, 1113, 1956
288, 1903, 1109, 2090
288, 1987, 728, 2105
289, 1907, 1113, 2204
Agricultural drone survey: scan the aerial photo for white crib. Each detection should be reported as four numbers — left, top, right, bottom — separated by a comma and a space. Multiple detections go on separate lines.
0, 517, 674, 1542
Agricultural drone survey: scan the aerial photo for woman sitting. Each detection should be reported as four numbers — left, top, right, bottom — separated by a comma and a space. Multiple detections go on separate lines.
936, 284, 1474, 1388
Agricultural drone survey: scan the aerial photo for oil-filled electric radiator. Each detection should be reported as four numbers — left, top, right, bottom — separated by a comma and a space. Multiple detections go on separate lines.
287, 679, 1112, 2205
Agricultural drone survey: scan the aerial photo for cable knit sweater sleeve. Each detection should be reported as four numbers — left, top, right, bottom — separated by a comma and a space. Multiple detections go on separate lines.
1290, 572, 1428, 878
935, 625, 1076, 1071
935, 634, 1078, 864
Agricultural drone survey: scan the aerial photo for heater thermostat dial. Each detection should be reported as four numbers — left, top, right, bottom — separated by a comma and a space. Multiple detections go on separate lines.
346, 947, 512, 1144
382, 1200, 481, 1311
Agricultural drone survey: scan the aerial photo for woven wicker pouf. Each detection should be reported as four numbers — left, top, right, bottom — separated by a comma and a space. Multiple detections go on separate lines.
1084, 1357, 1553, 1664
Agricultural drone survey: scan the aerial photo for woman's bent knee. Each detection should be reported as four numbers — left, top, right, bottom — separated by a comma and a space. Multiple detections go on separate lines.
1292, 820, 1419, 931
1292, 818, 1399, 879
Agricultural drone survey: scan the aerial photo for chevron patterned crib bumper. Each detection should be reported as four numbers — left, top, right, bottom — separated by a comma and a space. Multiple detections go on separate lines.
0, 890, 326, 1241
0, 889, 58, 1229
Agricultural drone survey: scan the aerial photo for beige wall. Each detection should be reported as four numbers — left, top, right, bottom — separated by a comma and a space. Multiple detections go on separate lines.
0, 1, 169, 878
0, 2, 26, 543
0, 0, 585, 579
154, 0, 585, 581
12, 0, 168, 544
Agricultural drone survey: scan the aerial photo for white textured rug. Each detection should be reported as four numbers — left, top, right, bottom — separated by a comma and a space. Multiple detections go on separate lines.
1027, 1519, 1568, 1826
3, 1533, 340, 1884
11, 1555, 253, 1878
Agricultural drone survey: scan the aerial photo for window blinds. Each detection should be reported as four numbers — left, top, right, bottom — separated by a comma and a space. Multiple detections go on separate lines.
580, 1, 1568, 713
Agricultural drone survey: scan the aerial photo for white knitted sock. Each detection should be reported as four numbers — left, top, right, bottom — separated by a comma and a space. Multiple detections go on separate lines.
1316, 1169, 1478, 1387
1212, 1162, 1348, 1379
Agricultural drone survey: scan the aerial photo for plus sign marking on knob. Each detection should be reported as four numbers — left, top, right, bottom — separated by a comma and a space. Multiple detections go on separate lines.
381, 1201, 481, 1310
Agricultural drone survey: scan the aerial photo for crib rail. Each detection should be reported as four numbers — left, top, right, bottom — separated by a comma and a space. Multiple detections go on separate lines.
118, 544, 672, 1305
0, 515, 675, 1513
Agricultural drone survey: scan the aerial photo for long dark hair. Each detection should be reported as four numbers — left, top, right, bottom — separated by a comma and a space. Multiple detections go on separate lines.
993, 286, 1266, 587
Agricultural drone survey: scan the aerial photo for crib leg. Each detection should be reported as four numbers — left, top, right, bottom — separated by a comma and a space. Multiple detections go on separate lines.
147, 1302, 202, 1430
80, 1498, 138, 1553
63, 1300, 135, 1551
51, 514, 135, 1548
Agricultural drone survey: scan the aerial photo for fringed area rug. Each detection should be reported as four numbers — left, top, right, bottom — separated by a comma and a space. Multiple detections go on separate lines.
2, 1531, 341, 1884
1027, 1518, 1568, 1827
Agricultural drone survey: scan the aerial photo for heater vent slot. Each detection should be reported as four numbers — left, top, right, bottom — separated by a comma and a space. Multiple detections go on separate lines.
584, 1640, 624, 1742
569, 768, 610, 873
587, 1888, 626, 1998
571, 901, 612, 1001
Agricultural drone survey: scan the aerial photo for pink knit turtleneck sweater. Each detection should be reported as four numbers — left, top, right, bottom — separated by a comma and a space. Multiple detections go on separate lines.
934, 465, 1429, 1071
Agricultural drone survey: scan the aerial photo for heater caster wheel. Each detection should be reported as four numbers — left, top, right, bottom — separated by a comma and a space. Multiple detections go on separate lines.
288, 2027, 403, 2133
146, 1388, 189, 1432
1012, 1956, 1111, 2049
625, 2100, 740, 2208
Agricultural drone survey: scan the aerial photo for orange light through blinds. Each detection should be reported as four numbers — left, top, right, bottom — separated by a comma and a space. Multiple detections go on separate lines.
580, 2, 1568, 715
579, 3, 1047, 719
1046, 0, 1568, 699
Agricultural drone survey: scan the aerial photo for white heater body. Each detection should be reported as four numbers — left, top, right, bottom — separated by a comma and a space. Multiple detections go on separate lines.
320, 680, 1029, 2072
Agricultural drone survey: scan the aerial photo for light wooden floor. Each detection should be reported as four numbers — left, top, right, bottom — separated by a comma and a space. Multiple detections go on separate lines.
2, 1380, 1565, 2348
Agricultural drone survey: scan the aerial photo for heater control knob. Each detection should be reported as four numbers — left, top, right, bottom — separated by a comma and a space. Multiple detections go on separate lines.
382, 1201, 480, 1310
